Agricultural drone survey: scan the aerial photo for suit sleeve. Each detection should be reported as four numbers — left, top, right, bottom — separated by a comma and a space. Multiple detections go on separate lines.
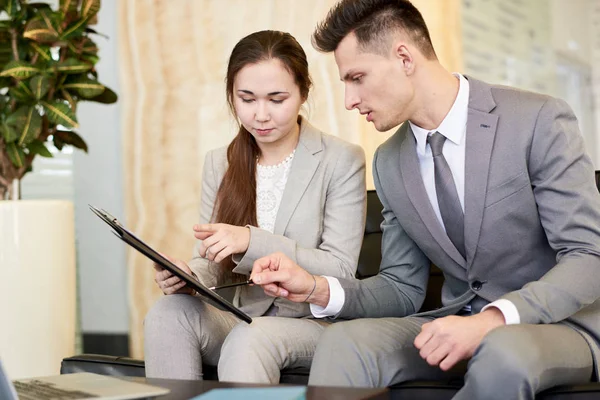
334, 147, 431, 319
231, 143, 367, 280
500, 97, 600, 324
187, 151, 221, 288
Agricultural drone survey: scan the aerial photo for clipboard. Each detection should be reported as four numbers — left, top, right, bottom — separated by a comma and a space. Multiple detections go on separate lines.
89, 205, 252, 324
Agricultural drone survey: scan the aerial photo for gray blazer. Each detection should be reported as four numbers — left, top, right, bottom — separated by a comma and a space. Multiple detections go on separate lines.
189, 117, 367, 318
335, 77, 600, 375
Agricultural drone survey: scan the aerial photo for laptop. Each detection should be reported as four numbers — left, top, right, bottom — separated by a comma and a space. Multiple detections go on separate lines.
89, 205, 252, 324
0, 359, 169, 400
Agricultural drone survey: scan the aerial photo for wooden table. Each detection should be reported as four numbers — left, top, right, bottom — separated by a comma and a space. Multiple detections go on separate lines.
128, 377, 389, 400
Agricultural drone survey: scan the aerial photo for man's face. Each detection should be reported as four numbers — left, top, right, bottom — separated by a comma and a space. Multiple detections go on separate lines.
334, 32, 415, 132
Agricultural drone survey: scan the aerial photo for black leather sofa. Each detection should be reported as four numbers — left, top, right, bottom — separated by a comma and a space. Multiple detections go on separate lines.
62, 172, 600, 398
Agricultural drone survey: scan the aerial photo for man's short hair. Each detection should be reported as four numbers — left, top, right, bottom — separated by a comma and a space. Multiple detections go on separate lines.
312, 0, 437, 59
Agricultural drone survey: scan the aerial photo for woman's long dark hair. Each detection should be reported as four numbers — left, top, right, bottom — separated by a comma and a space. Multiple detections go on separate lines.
214, 30, 312, 277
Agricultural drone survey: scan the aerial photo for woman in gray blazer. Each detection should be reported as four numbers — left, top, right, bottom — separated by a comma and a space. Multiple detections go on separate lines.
144, 30, 366, 383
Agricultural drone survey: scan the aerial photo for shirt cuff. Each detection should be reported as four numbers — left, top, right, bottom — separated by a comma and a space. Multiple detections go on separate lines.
310, 276, 345, 318
481, 299, 520, 325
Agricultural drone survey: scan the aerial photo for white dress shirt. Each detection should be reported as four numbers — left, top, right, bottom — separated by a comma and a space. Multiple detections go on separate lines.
311, 73, 520, 325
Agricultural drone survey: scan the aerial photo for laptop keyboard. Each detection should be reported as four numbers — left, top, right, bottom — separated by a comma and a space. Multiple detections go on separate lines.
14, 379, 99, 399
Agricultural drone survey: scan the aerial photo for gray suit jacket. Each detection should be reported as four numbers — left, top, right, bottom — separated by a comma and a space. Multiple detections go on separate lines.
335, 77, 600, 374
189, 117, 367, 318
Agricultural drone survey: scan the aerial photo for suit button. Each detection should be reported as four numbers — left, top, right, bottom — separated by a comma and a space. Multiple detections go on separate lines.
471, 280, 483, 291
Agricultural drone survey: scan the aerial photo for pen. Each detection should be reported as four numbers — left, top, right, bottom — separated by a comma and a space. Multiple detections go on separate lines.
208, 279, 253, 291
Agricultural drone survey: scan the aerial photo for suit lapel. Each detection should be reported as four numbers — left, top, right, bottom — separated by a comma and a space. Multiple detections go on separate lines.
399, 124, 466, 267
463, 77, 498, 268
273, 118, 322, 234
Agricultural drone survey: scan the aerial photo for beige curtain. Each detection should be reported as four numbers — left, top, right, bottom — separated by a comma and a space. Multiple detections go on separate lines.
119, 0, 463, 358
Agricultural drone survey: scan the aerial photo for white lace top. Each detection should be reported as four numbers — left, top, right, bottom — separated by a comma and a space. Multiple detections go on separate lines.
256, 149, 296, 233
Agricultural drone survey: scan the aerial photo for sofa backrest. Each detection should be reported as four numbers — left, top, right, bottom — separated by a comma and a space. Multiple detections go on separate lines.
356, 190, 444, 312
356, 190, 384, 279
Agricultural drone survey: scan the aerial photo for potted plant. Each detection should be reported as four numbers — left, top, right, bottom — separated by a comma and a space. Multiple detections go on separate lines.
0, 0, 117, 379
0, 0, 117, 199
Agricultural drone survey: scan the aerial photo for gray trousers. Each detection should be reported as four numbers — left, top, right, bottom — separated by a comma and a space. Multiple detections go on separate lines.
144, 294, 329, 383
309, 317, 593, 400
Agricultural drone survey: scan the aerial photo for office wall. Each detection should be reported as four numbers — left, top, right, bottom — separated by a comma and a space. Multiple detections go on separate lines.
74, 0, 129, 344
551, 0, 598, 167
462, 0, 599, 167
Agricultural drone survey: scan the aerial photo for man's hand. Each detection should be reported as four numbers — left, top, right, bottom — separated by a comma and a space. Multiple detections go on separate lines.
154, 256, 196, 296
193, 223, 250, 263
414, 308, 506, 371
250, 252, 330, 307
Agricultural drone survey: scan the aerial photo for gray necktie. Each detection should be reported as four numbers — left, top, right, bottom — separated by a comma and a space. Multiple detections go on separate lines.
427, 132, 465, 258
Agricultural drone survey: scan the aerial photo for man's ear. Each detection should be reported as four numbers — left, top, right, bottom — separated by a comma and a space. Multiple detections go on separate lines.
394, 43, 415, 76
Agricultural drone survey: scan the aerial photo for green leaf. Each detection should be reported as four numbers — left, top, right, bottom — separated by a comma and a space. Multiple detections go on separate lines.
30, 42, 53, 62
69, 37, 97, 56
40, 10, 61, 35
18, 109, 42, 145
23, 16, 59, 43
80, 0, 100, 20
0, 60, 41, 78
28, 3, 53, 12
6, 142, 25, 167
63, 77, 104, 98
60, 0, 79, 15
8, 85, 32, 102
61, 17, 89, 40
81, 38, 98, 54
54, 129, 87, 152
29, 75, 50, 99
86, 85, 117, 104
54, 58, 92, 74
57, 73, 68, 87
27, 139, 53, 157
0, 122, 18, 142
2, 0, 20, 17
0, 45, 11, 69
40, 100, 78, 128
0, 41, 11, 58
8, 80, 36, 101
7, 105, 42, 145
16, 40, 29, 62
16, 79, 34, 97
60, 88, 75, 110
81, 54, 99, 64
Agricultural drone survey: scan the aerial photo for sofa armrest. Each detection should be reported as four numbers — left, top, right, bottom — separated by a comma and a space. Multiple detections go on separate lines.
61, 354, 145, 377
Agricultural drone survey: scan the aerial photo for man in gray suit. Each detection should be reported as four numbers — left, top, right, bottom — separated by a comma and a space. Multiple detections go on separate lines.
250, 0, 600, 398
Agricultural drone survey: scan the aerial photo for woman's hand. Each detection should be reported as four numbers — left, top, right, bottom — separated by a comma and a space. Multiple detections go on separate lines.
193, 223, 250, 263
154, 255, 196, 295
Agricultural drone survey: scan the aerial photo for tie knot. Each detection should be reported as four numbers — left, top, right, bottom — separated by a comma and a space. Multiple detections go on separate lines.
427, 131, 446, 157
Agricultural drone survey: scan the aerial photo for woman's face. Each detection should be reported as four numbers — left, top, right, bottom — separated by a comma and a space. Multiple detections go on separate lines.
233, 58, 304, 149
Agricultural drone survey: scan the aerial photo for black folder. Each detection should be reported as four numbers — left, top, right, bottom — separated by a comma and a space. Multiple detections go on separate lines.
89, 205, 252, 324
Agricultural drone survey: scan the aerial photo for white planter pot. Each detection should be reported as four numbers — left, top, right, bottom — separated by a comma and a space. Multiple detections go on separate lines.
0, 200, 76, 379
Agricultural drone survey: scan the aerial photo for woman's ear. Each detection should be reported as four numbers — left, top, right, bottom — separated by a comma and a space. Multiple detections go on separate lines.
301, 92, 309, 104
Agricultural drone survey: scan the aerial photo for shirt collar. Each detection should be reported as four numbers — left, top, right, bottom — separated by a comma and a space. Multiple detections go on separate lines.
410, 73, 470, 154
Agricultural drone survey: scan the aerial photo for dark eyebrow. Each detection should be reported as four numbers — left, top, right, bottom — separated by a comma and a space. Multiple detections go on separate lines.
237, 90, 289, 96
341, 70, 357, 82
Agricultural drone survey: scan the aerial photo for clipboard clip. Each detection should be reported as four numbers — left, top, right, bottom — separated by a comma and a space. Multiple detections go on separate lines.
89, 205, 122, 231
